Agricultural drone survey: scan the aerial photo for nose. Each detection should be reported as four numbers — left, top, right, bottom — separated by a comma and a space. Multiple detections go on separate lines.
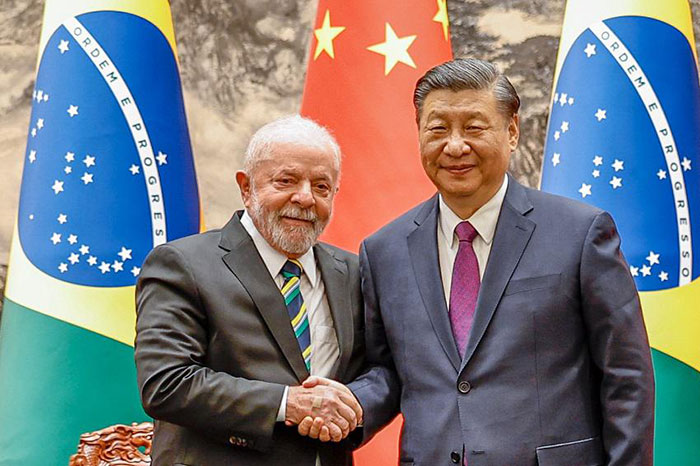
444, 132, 470, 158
291, 181, 315, 208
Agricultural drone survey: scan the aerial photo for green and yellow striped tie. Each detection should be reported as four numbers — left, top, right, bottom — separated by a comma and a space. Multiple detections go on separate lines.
281, 259, 311, 371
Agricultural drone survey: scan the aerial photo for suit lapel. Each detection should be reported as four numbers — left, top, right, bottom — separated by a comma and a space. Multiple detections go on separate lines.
219, 214, 309, 382
408, 196, 461, 372
460, 178, 535, 372
315, 244, 353, 379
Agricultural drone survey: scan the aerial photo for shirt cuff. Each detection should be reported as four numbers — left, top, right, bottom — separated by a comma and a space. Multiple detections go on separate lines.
276, 386, 289, 422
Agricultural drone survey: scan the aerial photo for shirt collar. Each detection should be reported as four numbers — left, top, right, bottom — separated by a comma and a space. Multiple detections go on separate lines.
240, 210, 317, 283
438, 174, 509, 248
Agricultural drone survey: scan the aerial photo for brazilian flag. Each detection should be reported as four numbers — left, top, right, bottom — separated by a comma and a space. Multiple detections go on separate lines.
0, 1, 200, 463
541, 0, 700, 463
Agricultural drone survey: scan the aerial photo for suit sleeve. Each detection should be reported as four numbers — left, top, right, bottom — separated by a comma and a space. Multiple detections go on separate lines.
347, 241, 401, 444
579, 211, 655, 465
134, 244, 285, 452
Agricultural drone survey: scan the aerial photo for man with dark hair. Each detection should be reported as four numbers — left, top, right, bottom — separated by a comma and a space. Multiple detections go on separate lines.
303, 58, 655, 465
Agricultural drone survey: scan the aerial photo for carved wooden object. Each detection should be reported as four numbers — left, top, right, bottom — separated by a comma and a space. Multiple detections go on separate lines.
69, 422, 153, 466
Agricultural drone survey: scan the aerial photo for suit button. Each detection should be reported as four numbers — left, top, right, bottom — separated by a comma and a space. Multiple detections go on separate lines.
229, 436, 236, 444
458, 381, 471, 394
451, 450, 461, 463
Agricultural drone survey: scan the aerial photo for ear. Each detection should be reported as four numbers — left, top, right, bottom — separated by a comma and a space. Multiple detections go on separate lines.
508, 114, 520, 152
235, 171, 252, 207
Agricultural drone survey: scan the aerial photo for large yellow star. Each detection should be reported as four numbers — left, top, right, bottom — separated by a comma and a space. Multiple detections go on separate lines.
367, 23, 417, 75
433, 0, 450, 41
314, 9, 345, 60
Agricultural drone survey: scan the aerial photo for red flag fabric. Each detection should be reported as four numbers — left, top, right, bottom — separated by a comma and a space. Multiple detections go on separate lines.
300, 1, 452, 464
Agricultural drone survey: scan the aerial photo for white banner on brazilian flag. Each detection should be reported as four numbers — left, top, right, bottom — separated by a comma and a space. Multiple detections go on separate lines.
0, 1, 200, 463
540, 1, 700, 463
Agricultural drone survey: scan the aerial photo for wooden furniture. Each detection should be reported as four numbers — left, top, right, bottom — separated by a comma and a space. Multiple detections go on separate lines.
69, 422, 153, 466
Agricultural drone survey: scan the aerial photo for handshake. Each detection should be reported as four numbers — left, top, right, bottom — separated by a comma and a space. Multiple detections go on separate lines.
285, 376, 363, 442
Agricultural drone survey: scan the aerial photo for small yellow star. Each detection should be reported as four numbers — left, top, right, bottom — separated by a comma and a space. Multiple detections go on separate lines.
433, 0, 450, 41
314, 9, 345, 60
367, 23, 417, 75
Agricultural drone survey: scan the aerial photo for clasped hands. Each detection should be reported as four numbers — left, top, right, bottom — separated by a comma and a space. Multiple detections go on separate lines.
285, 376, 362, 442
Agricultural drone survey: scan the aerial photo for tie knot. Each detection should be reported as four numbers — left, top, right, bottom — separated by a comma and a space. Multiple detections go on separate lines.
455, 221, 478, 243
281, 259, 303, 279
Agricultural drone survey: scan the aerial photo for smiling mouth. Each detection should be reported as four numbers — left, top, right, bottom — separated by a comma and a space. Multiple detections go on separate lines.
442, 165, 475, 175
281, 216, 314, 226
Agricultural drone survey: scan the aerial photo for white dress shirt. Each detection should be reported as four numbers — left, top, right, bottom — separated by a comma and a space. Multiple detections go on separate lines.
240, 211, 340, 424
437, 175, 509, 305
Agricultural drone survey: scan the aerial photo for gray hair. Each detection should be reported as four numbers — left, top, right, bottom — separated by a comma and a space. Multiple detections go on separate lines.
413, 58, 520, 123
243, 115, 341, 175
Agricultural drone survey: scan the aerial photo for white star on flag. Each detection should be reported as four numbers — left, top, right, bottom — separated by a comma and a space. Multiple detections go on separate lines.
129, 164, 140, 175
595, 109, 607, 121
58, 40, 69, 54
657, 169, 667, 180
65, 152, 75, 162
36, 90, 43, 101
64, 166, 72, 174
52, 180, 64, 194
592, 169, 600, 178
79, 244, 90, 255
67, 234, 78, 245
43, 93, 49, 102
646, 251, 660, 265
659, 271, 669, 282
559, 93, 568, 106
578, 183, 592, 198
87, 256, 98, 266
81, 172, 94, 185
118, 247, 133, 261
131, 266, 141, 277
568, 97, 574, 105
67, 105, 79, 117
68, 253, 80, 265
612, 159, 624, 171
584, 43, 596, 58
593, 155, 603, 166
682, 157, 692, 171
57, 213, 67, 224
609, 176, 622, 189
58, 263, 68, 273
37, 118, 44, 129
156, 151, 168, 165
552, 153, 561, 167
83, 155, 96, 167
29, 150, 37, 163
112, 260, 124, 272
99, 262, 111, 274
641, 265, 652, 277
630, 266, 639, 277
50, 232, 62, 245
560, 121, 569, 133
31, 128, 37, 137
554, 131, 560, 141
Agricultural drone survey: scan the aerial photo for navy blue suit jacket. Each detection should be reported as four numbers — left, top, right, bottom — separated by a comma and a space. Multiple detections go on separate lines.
349, 176, 654, 466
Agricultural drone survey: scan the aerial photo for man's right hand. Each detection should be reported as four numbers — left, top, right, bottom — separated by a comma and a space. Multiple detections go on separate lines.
285, 380, 361, 442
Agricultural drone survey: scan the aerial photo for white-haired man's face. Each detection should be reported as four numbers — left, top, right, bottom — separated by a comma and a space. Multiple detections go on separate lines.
236, 142, 339, 258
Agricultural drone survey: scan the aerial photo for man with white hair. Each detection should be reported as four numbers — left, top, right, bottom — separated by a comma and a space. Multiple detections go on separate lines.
135, 115, 365, 465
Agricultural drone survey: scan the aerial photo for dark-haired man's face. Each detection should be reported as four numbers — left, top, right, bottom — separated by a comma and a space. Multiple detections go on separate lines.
418, 87, 519, 218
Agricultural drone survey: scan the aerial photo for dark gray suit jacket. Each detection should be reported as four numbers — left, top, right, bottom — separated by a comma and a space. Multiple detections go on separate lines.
135, 212, 365, 465
348, 177, 654, 466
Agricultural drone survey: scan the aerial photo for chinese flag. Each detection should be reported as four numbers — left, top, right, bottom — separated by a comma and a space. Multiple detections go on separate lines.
300, 1, 452, 464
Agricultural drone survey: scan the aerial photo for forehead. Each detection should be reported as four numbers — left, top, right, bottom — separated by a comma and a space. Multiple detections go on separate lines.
257, 142, 338, 177
420, 88, 500, 120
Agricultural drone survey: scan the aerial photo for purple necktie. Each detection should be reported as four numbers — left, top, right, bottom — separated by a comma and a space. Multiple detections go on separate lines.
449, 221, 480, 357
